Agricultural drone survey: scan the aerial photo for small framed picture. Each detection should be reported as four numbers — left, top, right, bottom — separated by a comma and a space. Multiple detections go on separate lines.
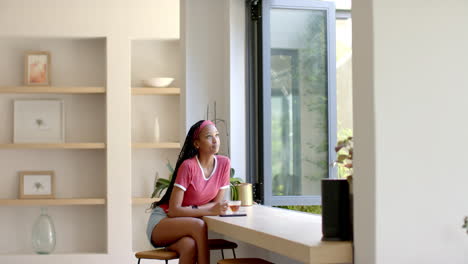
14, 99, 65, 143
24, 51, 51, 86
19, 171, 55, 199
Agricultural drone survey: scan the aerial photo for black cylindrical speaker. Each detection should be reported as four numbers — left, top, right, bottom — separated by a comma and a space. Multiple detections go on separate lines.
321, 179, 352, 241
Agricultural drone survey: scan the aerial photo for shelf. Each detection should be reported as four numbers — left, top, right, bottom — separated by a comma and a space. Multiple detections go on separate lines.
0, 198, 106, 206
0, 37, 108, 256
0, 253, 107, 256
0, 143, 106, 149
132, 87, 180, 95
132, 197, 161, 205
0, 86, 106, 94
132, 142, 180, 149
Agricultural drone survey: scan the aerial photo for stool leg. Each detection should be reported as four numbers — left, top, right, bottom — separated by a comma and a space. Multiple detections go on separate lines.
165, 260, 168, 264
221, 249, 225, 259
137, 258, 141, 264
232, 248, 236, 259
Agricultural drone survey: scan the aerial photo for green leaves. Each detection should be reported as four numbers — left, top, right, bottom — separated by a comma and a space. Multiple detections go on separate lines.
151, 160, 174, 198
166, 160, 174, 174
152, 178, 170, 198
336, 154, 349, 162
230, 185, 239, 201
229, 168, 243, 200
334, 134, 353, 178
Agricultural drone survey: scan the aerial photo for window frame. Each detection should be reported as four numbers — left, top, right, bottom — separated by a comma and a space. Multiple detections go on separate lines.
247, 0, 338, 206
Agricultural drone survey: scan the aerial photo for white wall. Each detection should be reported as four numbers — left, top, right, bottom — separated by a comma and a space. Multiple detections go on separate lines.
352, 0, 376, 263
353, 0, 468, 263
181, 0, 246, 179
182, 0, 229, 131
228, 0, 247, 183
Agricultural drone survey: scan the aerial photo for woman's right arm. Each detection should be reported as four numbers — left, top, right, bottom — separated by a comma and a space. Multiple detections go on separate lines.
167, 187, 227, 217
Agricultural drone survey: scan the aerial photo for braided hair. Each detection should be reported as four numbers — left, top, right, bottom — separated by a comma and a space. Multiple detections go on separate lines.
151, 120, 205, 209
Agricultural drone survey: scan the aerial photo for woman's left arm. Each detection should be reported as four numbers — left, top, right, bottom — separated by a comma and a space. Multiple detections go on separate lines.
167, 187, 228, 217
198, 189, 227, 209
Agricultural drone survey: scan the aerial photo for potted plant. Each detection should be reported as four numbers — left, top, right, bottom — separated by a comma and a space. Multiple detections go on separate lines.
151, 160, 174, 199
229, 168, 244, 200
333, 135, 353, 192
321, 133, 354, 241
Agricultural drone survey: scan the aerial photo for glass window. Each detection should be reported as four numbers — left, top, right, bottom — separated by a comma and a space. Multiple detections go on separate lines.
246, 0, 352, 208
261, 0, 337, 206
270, 9, 329, 197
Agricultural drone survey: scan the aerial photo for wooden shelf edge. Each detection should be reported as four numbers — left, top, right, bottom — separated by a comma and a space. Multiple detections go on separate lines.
0, 143, 106, 149
0, 86, 106, 94
0, 198, 106, 206
132, 87, 180, 95
0, 252, 108, 256
132, 197, 161, 205
132, 142, 180, 149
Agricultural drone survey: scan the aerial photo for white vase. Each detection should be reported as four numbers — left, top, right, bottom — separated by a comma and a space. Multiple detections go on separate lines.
154, 117, 160, 142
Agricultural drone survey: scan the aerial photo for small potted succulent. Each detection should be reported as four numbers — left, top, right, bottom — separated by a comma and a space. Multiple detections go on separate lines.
229, 168, 244, 201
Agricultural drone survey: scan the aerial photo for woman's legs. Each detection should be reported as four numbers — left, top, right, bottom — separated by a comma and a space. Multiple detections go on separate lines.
167, 236, 196, 264
152, 217, 209, 264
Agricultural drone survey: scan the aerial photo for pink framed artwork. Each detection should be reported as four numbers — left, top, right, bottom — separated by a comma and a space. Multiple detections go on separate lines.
24, 51, 51, 86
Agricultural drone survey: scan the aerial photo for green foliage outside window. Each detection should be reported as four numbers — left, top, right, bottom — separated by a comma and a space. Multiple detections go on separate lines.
275, 205, 322, 215
334, 128, 353, 179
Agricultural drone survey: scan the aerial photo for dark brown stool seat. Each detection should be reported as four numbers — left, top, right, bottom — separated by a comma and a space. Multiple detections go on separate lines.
135, 248, 178, 264
218, 258, 274, 264
208, 238, 238, 259
208, 238, 238, 250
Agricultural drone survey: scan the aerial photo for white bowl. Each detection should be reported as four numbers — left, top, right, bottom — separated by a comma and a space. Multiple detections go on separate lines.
144, 77, 174, 88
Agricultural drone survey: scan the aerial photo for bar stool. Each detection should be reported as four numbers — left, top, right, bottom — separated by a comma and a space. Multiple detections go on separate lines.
135, 248, 178, 264
135, 239, 238, 263
208, 238, 238, 259
217, 258, 274, 264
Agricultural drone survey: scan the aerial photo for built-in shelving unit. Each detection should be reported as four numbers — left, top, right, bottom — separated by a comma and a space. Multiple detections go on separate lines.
131, 39, 182, 252
132, 142, 180, 149
0, 143, 106, 149
132, 197, 160, 205
132, 87, 180, 95
0, 198, 106, 206
0, 37, 107, 255
0, 86, 106, 94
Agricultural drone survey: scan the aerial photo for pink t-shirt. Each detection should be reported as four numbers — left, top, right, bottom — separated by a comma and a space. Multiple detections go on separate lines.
159, 155, 230, 213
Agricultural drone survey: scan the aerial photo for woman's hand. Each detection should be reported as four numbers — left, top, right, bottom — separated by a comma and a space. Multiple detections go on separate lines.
210, 200, 229, 215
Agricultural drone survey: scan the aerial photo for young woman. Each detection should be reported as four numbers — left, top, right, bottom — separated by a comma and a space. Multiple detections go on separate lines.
146, 120, 230, 264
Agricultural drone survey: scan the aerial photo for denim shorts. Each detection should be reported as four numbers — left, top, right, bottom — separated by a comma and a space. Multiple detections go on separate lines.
146, 206, 168, 247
